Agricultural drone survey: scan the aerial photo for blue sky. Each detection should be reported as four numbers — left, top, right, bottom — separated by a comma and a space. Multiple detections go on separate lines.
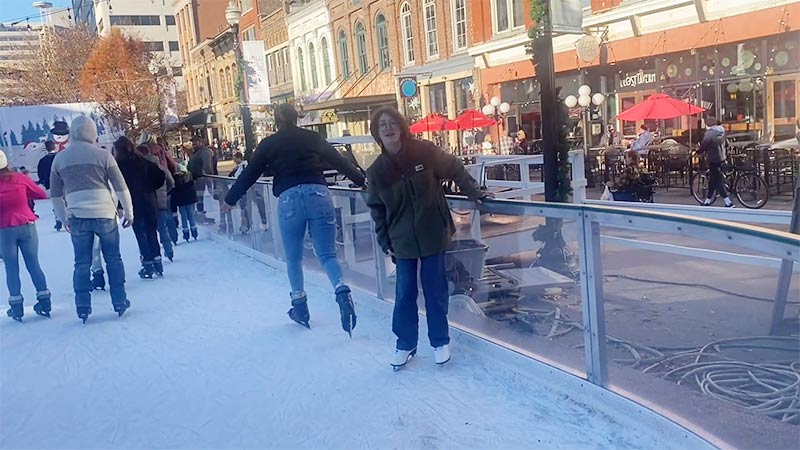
1, 0, 73, 25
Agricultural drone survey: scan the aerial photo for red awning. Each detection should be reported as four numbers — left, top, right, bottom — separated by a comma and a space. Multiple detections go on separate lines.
448, 110, 496, 130
409, 114, 451, 133
617, 93, 705, 121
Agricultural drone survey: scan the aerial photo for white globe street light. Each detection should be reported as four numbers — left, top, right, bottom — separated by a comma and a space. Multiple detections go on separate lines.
482, 104, 495, 116
490, 96, 501, 107
225, 0, 242, 26
564, 95, 578, 108
578, 94, 591, 107
592, 92, 605, 106
499, 102, 511, 114
578, 85, 592, 96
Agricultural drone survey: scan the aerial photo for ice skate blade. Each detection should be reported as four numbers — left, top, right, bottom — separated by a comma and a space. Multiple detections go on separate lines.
436, 357, 451, 365
391, 349, 417, 370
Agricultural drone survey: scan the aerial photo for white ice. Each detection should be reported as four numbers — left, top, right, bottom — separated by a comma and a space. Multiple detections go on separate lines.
0, 207, 710, 449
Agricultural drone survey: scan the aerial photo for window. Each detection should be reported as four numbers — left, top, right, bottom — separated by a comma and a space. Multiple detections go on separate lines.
242, 0, 253, 11
144, 41, 164, 52
242, 27, 256, 41
423, 0, 439, 59
320, 37, 332, 86
283, 47, 291, 81
165, 15, 176, 26
109, 15, 161, 26
267, 53, 276, 86
375, 14, 390, 70
355, 22, 368, 75
297, 46, 307, 91
494, 0, 525, 33
400, 2, 415, 65
169, 41, 179, 52
452, 0, 467, 51
308, 42, 319, 89
219, 69, 226, 99
338, 31, 350, 80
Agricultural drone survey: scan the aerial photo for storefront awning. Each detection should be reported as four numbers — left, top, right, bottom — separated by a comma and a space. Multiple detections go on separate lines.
302, 94, 397, 113
179, 109, 209, 128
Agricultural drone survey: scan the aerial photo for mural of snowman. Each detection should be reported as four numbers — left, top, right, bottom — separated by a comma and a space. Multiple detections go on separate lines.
51, 121, 70, 151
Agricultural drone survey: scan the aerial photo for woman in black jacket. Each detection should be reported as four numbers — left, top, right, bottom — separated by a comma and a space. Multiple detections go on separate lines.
113, 137, 166, 278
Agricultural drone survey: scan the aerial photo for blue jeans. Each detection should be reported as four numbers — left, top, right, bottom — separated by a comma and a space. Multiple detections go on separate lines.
278, 184, 344, 295
69, 218, 127, 307
178, 205, 197, 230
156, 209, 175, 256
394, 253, 450, 350
0, 223, 48, 301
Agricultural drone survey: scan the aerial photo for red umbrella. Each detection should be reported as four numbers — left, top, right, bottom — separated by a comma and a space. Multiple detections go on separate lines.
448, 110, 496, 130
616, 93, 705, 120
409, 114, 451, 133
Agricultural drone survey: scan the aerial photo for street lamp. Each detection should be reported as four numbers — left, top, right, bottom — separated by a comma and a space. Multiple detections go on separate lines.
564, 85, 605, 154
482, 96, 511, 151
225, 0, 256, 159
148, 61, 164, 136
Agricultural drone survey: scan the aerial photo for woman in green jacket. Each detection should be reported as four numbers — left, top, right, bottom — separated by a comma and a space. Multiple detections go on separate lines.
366, 107, 490, 369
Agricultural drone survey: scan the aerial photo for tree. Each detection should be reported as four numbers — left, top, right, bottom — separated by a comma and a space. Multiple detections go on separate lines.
80, 29, 173, 138
2, 25, 98, 106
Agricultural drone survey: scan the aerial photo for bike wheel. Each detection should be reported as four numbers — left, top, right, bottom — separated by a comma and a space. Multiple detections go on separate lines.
690, 172, 713, 205
735, 173, 769, 209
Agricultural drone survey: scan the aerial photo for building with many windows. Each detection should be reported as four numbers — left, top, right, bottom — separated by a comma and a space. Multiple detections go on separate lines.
260, 4, 293, 106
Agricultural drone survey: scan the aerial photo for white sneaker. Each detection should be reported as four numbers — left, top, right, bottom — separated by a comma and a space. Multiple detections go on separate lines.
391, 347, 417, 368
434, 345, 451, 365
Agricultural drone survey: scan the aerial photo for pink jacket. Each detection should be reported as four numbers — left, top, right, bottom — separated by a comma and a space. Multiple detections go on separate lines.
0, 172, 47, 228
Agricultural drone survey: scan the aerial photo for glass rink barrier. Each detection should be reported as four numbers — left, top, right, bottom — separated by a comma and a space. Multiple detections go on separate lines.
200, 174, 799, 448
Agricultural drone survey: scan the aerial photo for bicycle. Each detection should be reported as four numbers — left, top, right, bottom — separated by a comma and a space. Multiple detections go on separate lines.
690, 154, 769, 209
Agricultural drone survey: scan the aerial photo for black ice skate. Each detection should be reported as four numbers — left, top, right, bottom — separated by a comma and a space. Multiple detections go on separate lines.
153, 258, 164, 277
138, 262, 155, 279
335, 285, 357, 338
191, 227, 198, 240
76, 305, 92, 324
113, 299, 131, 318
6, 302, 23, 322
183, 229, 190, 242
287, 294, 310, 329
33, 290, 51, 318
92, 269, 106, 290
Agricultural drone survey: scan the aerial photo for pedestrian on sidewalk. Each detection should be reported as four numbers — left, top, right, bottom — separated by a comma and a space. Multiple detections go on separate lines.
223, 104, 365, 335
139, 136, 177, 261
699, 117, 734, 208
172, 162, 199, 241
50, 116, 134, 322
0, 150, 51, 321
229, 151, 252, 234
36, 140, 63, 231
114, 139, 165, 279
365, 107, 491, 369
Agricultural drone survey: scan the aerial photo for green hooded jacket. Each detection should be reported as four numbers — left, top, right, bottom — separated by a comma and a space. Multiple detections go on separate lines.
366, 139, 484, 259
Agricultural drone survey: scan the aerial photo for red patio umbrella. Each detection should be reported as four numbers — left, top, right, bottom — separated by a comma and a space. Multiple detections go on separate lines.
409, 113, 451, 133
448, 110, 497, 130
616, 93, 705, 120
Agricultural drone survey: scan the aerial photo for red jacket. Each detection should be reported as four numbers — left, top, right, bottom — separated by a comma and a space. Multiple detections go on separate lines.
0, 172, 47, 228
146, 142, 177, 175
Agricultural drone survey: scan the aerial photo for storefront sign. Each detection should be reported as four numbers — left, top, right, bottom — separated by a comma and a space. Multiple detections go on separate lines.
399, 77, 418, 98
575, 35, 599, 63
619, 70, 657, 89
321, 110, 339, 124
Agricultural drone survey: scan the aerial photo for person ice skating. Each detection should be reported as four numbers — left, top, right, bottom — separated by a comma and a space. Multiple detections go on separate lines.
171, 162, 198, 241
699, 117, 734, 207
187, 136, 215, 224
0, 150, 51, 321
365, 107, 490, 369
115, 139, 166, 278
223, 104, 366, 335
139, 136, 176, 261
37, 140, 63, 231
50, 116, 133, 323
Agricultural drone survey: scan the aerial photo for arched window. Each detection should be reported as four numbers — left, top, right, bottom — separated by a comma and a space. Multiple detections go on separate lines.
375, 13, 389, 70
320, 37, 332, 86
423, 0, 439, 59
400, 2, 415, 65
219, 69, 226, 99
308, 42, 319, 89
355, 22, 368, 75
225, 67, 232, 99
297, 46, 307, 91
338, 30, 350, 80
229, 65, 237, 99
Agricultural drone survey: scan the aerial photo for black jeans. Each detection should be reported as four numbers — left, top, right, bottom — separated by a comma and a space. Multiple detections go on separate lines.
707, 162, 729, 199
132, 216, 160, 262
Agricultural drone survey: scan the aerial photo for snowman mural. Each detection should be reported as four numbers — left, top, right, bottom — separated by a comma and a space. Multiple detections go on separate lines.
51, 120, 69, 151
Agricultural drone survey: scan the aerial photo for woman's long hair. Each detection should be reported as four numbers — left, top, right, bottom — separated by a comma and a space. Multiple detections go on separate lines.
369, 107, 411, 150
113, 136, 139, 163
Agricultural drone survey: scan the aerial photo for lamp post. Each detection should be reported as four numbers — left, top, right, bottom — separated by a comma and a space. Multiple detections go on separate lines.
225, 0, 256, 159
564, 85, 605, 155
148, 61, 164, 137
482, 96, 511, 152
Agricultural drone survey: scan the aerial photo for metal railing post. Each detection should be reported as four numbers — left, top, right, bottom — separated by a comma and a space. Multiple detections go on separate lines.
577, 211, 608, 386
570, 149, 587, 204
770, 184, 799, 334
369, 220, 389, 300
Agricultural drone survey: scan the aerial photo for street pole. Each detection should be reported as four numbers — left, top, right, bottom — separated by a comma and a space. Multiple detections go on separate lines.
536, 0, 559, 203
231, 23, 256, 160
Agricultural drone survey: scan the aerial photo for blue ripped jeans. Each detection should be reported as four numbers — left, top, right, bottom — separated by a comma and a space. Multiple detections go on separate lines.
278, 184, 344, 296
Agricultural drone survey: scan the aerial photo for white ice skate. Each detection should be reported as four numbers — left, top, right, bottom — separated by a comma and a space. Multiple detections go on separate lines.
391, 347, 417, 371
434, 345, 451, 365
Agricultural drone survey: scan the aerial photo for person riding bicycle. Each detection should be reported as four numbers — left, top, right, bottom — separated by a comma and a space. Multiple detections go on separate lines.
699, 117, 734, 208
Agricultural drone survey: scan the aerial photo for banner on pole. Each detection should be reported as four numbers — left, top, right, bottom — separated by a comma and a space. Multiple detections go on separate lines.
242, 40, 271, 105
551, 0, 584, 35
